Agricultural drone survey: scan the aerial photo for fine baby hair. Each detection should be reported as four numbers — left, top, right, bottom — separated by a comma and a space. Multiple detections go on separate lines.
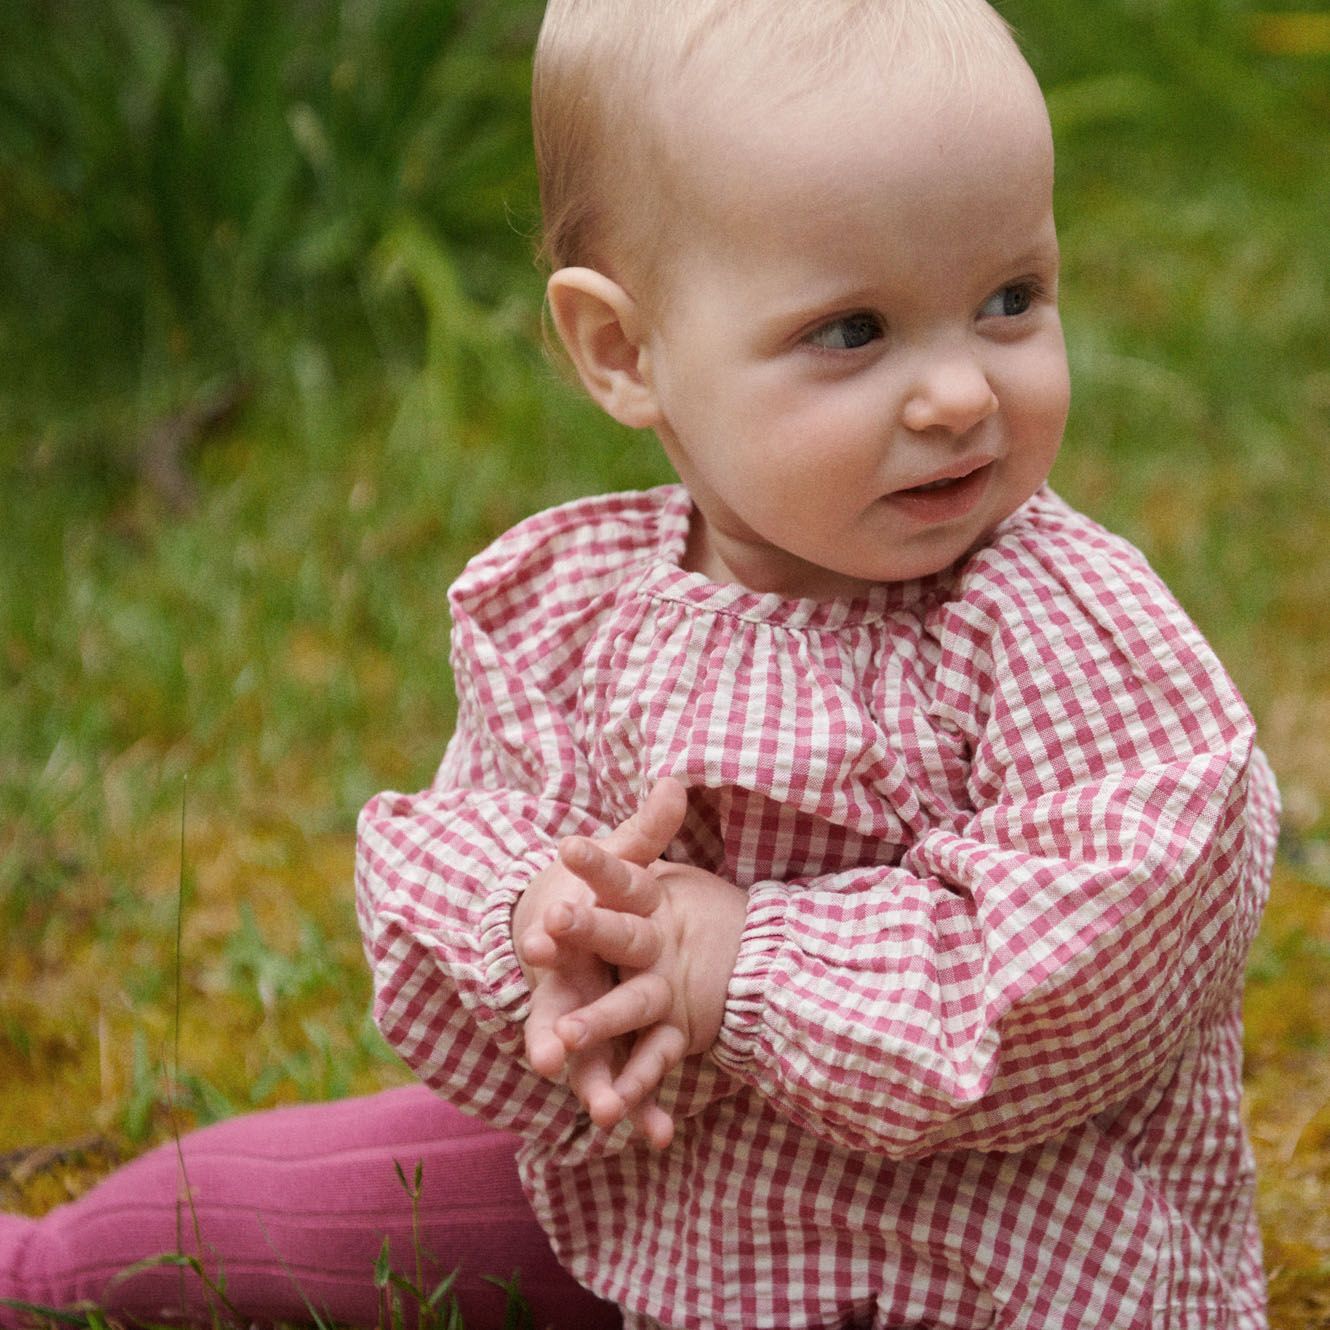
532, 0, 1021, 285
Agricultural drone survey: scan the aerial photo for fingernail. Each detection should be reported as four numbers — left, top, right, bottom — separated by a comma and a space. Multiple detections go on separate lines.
563, 1019, 587, 1048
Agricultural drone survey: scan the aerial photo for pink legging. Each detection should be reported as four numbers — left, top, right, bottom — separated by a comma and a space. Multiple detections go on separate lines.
0, 1085, 620, 1329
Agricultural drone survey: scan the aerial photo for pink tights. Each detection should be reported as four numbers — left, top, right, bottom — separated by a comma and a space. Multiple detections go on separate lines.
0, 1085, 620, 1329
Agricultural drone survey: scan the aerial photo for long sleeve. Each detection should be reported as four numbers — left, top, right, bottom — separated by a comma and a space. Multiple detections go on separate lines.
355, 500, 651, 1143
356, 774, 595, 1141
708, 521, 1279, 1159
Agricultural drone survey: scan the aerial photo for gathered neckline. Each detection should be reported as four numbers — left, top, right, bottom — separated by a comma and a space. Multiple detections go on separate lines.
627, 485, 956, 630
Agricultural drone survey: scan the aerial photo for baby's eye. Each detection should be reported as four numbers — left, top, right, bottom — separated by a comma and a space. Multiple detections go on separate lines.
979, 282, 1039, 319
804, 312, 884, 351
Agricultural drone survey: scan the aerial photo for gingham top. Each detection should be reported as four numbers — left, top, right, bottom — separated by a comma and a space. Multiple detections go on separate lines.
357, 485, 1278, 1330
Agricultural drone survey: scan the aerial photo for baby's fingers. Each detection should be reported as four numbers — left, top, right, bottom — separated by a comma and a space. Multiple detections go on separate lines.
526, 963, 609, 1079
555, 971, 672, 1052
566, 1037, 680, 1143
567, 1048, 628, 1129
559, 835, 662, 917
544, 900, 661, 970
525, 977, 578, 1079
614, 1023, 688, 1118
629, 1099, 677, 1151
597, 777, 688, 868
518, 921, 559, 970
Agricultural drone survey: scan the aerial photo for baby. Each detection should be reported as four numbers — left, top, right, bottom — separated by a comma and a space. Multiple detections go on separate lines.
0, 2, 1279, 1328
358, 0, 1279, 1327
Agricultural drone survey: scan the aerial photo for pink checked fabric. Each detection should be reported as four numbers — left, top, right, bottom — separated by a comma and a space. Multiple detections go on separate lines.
357, 485, 1278, 1330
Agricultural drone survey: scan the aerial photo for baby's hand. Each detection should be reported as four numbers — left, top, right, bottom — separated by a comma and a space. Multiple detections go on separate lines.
513, 779, 689, 1141
547, 832, 747, 1148
513, 854, 608, 1076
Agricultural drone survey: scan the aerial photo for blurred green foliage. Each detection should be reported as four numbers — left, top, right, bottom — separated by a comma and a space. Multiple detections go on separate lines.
0, 0, 546, 444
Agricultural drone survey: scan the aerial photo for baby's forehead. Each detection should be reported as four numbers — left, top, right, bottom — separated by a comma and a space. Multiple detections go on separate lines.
636, 2, 1034, 172
641, 12, 1040, 189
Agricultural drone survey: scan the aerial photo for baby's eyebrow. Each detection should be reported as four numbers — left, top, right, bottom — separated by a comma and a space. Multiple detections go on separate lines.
1004, 235, 1061, 270
762, 285, 886, 335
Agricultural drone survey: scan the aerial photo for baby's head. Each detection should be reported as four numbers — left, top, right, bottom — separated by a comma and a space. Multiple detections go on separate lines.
535, 0, 1071, 599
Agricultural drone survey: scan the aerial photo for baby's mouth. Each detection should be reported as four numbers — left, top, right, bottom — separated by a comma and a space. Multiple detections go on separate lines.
900, 456, 997, 493
906, 474, 968, 494
887, 461, 995, 519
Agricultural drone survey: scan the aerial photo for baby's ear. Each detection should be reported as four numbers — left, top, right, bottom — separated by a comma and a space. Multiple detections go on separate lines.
545, 268, 662, 430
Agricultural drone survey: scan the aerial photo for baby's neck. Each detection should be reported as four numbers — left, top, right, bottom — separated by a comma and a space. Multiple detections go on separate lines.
683, 508, 880, 602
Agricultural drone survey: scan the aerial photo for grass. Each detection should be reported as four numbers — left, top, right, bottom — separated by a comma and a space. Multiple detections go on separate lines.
2, 0, 1329, 1326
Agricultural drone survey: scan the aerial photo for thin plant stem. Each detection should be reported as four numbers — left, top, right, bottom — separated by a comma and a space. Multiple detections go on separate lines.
164, 776, 241, 1327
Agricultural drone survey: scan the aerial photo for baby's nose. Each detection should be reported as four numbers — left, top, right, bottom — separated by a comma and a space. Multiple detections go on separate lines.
901, 354, 998, 435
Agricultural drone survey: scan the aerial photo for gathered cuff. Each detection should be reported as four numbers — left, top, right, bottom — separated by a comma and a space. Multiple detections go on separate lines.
710, 882, 789, 1074
476, 847, 560, 1029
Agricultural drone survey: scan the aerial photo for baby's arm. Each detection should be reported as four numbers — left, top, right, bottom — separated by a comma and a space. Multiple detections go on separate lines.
361, 493, 726, 1149
551, 750, 1271, 1159
700, 577, 1277, 1159
357, 781, 597, 1141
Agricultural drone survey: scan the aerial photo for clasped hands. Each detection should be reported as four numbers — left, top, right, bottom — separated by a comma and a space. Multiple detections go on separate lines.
512, 778, 746, 1150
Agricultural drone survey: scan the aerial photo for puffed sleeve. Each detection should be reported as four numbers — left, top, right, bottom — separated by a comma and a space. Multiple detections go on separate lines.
355, 495, 656, 1142
708, 509, 1279, 1157
356, 778, 596, 1141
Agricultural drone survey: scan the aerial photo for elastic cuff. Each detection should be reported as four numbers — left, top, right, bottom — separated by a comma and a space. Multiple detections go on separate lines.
477, 848, 559, 1024
710, 882, 788, 1074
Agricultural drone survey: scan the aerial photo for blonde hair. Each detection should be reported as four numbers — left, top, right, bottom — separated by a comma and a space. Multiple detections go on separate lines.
532, 0, 1023, 287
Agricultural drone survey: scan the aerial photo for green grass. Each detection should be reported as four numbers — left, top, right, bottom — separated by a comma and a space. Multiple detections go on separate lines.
2, 1, 1330, 1326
